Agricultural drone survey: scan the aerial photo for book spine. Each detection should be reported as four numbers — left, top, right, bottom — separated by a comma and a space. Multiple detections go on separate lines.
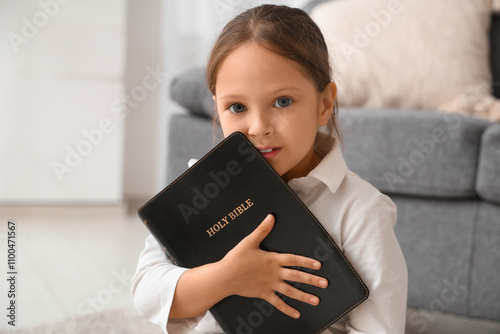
141, 218, 179, 266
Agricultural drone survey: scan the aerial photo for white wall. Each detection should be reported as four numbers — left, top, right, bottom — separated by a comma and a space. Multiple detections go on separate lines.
0, 0, 126, 204
122, 0, 166, 202
123, 0, 226, 203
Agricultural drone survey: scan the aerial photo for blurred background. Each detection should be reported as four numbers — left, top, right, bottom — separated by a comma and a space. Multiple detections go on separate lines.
0, 0, 310, 331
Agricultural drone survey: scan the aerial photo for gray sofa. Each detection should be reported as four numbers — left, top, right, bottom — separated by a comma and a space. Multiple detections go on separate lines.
165, 7, 500, 334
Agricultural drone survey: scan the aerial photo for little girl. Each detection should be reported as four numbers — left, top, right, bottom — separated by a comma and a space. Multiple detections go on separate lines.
132, 5, 407, 334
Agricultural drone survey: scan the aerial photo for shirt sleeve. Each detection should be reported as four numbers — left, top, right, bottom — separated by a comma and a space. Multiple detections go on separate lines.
340, 194, 408, 334
131, 234, 207, 334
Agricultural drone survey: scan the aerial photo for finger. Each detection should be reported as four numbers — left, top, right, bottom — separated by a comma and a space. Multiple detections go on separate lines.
266, 292, 301, 319
245, 214, 274, 246
275, 282, 321, 307
276, 253, 322, 271
281, 268, 329, 289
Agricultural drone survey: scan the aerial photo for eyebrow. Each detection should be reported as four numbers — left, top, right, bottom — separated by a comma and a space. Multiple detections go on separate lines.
218, 87, 300, 100
272, 87, 300, 93
217, 94, 244, 100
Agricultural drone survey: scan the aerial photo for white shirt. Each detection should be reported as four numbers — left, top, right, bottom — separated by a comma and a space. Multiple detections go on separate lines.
131, 140, 408, 334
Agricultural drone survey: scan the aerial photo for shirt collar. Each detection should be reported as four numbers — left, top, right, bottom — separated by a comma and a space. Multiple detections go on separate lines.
288, 140, 348, 194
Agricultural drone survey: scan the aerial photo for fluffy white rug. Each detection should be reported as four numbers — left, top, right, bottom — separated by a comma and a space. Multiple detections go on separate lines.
3, 308, 163, 334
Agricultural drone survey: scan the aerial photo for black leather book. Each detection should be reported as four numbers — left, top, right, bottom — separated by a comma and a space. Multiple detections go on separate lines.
138, 131, 369, 334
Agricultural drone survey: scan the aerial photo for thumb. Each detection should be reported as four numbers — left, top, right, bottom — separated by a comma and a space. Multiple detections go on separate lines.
246, 214, 275, 247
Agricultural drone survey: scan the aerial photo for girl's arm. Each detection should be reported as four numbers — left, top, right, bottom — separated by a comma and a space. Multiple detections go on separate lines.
131, 234, 196, 334
341, 195, 408, 333
170, 214, 329, 320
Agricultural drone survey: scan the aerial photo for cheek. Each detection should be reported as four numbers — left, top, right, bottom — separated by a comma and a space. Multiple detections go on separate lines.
217, 113, 238, 137
290, 113, 320, 146
289, 108, 320, 133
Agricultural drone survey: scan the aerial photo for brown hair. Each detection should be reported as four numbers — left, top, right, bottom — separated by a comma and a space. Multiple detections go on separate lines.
206, 4, 342, 153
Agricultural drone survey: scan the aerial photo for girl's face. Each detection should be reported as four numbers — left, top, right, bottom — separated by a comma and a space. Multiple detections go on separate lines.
214, 43, 336, 181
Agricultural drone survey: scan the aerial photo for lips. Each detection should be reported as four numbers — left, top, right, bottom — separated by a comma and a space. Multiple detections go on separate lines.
257, 146, 281, 159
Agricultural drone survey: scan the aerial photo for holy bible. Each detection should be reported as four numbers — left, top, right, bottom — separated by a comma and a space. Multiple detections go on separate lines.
137, 131, 368, 334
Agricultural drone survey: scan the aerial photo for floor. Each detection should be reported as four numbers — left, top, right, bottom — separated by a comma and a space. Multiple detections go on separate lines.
0, 203, 151, 331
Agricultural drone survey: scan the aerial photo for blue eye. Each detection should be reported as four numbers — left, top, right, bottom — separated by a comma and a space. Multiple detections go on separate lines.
274, 97, 292, 108
228, 103, 247, 114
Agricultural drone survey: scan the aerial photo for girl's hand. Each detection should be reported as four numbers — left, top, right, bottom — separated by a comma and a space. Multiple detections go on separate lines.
216, 214, 329, 319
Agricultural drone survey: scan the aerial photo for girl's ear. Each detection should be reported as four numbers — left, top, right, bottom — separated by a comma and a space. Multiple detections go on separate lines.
318, 82, 337, 127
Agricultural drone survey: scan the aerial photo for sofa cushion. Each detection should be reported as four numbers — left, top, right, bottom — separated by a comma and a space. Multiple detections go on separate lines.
405, 307, 500, 334
340, 108, 491, 198
394, 197, 500, 323
311, 0, 500, 122
476, 124, 500, 204
393, 197, 475, 317
167, 114, 222, 182
169, 67, 214, 118
469, 202, 500, 321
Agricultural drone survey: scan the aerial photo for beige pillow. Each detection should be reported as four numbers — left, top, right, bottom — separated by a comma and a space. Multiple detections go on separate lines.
311, 0, 500, 122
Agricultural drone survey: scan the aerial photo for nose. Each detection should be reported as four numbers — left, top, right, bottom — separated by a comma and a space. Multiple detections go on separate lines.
247, 109, 274, 139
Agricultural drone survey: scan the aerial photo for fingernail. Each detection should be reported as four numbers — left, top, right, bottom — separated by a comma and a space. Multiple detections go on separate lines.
313, 261, 321, 269
265, 214, 273, 223
293, 311, 300, 319
310, 296, 319, 305
319, 279, 328, 287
